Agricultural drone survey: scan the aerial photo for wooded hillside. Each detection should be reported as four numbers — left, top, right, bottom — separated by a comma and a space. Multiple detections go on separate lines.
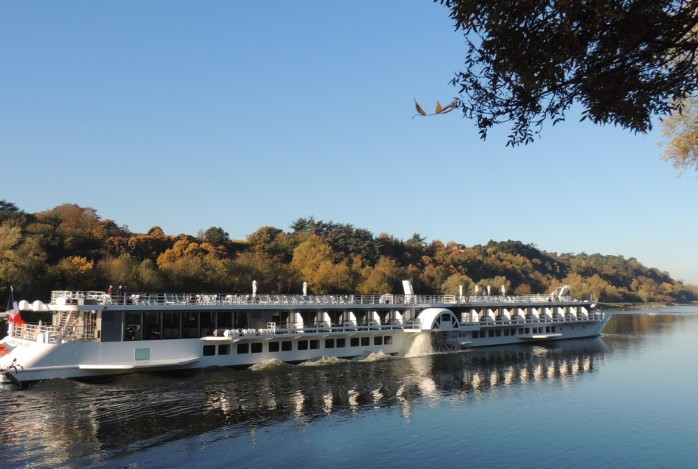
1, 201, 694, 304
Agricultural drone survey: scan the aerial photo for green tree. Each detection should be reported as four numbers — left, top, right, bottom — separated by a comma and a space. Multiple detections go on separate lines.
247, 226, 296, 262
95, 254, 138, 290
136, 259, 167, 291
476, 276, 511, 296
0, 200, 26, 223
436, 1, 698, 146
233, 251, 296, 293
290, 217, 380, 264
202, 226, 229, 246
441, 273, 474, 295
0, 220, 48, 299
158, 255, 208, 292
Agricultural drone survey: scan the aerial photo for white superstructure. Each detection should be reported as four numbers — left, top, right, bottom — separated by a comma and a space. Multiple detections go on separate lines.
0, 284, 609, 386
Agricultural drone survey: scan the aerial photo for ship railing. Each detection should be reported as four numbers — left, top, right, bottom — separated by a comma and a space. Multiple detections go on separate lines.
9, 322, 99, 343
403, 318, 422, 330
50, 291, 595, 307
474, 312, 604, 325
218, 321, 412, 338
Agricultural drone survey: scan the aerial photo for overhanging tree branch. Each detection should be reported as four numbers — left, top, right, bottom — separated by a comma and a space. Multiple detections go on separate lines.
435, 0, 698, 146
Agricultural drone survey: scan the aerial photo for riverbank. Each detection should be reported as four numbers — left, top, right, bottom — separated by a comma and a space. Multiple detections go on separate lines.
601, 302, 698, 311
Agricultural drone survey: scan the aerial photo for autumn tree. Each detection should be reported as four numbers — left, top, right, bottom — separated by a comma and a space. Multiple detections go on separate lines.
127, 233, 172, 260
662, 97, 698, 173
436, 1, 698, 146
357, 256, 407, 294
51, 256, 96, 291
290, 236, 356, 294
36, 204, 116, 239
35, 204, 123, 260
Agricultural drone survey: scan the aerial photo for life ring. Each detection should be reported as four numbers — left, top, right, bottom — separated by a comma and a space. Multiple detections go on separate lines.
0, 344, 9, 357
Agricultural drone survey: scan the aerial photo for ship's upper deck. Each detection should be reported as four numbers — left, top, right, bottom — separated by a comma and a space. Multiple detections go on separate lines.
47, 290, 593, 310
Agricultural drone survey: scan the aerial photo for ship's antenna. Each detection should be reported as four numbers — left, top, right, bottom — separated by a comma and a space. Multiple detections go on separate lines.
4, 285, 12, 312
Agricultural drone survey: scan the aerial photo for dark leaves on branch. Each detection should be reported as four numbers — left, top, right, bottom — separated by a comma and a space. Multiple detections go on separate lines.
436, 0, 698, 146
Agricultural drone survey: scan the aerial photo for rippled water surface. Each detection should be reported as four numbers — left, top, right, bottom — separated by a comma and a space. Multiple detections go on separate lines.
3, 307, 698, 468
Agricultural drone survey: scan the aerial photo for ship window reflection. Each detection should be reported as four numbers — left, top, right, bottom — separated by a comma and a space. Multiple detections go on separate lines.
124, 313, 142, 341
182, 312, 198, 338
200, 312, 215, 337
218, 311, 233, 330
143, 313, 161, 340
234, 312, 248, 329
162, 312, 181, 339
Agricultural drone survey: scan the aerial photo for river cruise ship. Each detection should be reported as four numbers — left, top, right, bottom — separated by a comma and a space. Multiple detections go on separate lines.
1, 283, 608, 386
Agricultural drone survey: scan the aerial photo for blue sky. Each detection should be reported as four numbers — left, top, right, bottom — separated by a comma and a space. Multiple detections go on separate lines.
2, 2, 697, 284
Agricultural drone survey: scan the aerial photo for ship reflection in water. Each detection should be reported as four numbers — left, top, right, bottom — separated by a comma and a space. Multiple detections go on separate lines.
0, 338, 608, 468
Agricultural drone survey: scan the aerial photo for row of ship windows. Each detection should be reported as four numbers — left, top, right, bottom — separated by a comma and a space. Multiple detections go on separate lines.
203, 336, 394, 356
470, 326, 559, 339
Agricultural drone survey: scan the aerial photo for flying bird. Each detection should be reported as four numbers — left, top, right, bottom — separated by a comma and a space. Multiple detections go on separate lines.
413, 98, 459, 118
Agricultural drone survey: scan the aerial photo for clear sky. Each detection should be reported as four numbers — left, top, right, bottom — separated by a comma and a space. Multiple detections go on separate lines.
2, 2, 697, 284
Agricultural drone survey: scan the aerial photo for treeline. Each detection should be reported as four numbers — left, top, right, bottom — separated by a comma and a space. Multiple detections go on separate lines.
1, 201, 695, 305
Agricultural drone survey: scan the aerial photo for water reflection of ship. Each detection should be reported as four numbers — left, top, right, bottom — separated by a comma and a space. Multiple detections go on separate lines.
0, 338, 609, 467
392, 338, 608, 413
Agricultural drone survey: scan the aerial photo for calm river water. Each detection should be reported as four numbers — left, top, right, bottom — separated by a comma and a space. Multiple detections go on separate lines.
2, 307, 698, 468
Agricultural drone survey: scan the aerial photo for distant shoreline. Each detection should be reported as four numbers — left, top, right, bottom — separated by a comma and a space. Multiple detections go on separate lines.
602, 302, 698, 311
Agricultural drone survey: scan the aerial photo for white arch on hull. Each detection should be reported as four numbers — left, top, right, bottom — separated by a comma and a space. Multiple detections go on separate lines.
416, 308, 459, 331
